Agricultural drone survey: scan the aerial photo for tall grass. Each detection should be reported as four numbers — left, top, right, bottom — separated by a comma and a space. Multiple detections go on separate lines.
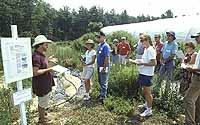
47, 43, 82, 69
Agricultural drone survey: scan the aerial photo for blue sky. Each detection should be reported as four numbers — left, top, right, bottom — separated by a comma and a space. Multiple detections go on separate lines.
44, 0, 200, 17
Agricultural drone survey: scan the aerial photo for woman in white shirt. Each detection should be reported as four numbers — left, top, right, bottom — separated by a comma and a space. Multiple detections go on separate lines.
130, 34, 157, 117
82, 39, 96, 101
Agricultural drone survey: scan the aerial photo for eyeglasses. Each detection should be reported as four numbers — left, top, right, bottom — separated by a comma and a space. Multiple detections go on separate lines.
140, 39, 145, 42
167, 35, 172, 37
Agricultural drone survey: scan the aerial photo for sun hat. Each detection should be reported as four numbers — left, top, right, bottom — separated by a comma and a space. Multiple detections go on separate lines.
32, 35, 52, 47
191, 32, 200, 38
166, 31, 176, 40
85, 39, 95, 45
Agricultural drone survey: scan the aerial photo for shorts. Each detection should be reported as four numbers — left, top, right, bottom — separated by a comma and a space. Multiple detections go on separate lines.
82, 67, 94, 80
38, 92, 50, 109
137, 74, 153, 87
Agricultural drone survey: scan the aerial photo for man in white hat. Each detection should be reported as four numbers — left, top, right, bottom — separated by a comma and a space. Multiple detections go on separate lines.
32, 35, 56, 124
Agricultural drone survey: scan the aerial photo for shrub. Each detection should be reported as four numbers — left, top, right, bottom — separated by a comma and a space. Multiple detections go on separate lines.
0, 88, 15, 124
0, 47, 2, 70
106, 30, 137, 48
70, 32, 97, 52
104, 95, 132, 115
47, 44, 82, 69
107, 64, 139, 98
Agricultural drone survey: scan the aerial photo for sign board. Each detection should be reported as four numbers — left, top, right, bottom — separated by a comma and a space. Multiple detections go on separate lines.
12, 88, 32, 106
0, 38, 33, 84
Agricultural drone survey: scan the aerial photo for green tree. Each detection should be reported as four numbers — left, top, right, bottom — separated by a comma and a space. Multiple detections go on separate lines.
161, 9, 174, 19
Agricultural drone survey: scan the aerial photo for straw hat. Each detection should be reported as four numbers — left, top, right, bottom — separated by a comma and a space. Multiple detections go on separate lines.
32, 35, 52, 47
85, 39, 95, 45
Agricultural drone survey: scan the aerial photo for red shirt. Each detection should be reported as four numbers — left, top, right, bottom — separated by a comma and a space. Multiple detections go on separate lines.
32, 51, 55, 97
155, 41, 163, 61
117, 42, 131, 55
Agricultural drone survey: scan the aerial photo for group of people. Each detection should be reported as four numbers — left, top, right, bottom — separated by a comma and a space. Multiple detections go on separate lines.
111, 36, 131, 65
31, 30, 200, 125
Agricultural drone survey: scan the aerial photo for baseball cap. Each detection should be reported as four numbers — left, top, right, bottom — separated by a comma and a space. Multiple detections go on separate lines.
166, 31, 176, 40
121, 37, 126, 40
96, 31, 106, 37
113, 39, 118, 42
191, 32, 200, 38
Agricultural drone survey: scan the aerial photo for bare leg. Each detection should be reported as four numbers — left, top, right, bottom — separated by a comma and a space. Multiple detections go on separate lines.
143, 86, 153, 108
85, 79, 91, 93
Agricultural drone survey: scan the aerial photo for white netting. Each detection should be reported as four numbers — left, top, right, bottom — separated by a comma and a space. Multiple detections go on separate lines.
101, 15, 200, 42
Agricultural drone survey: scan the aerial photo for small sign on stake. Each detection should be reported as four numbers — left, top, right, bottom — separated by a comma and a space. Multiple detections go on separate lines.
12, 88, 32, 106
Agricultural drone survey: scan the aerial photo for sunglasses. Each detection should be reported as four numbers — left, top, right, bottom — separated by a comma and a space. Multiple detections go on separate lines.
140, 39, 145, 42
96, 36, 101, 38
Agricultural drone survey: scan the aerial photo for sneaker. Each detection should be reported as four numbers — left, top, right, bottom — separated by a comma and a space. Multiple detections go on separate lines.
138, 102, 147, 108
83, 95, 91, 101
98, 98, 104, 105
140, 109, 152, 117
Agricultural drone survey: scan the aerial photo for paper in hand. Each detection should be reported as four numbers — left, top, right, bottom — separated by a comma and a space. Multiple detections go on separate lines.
99, 67, 109, 73
181, 63, 187, 69
176, 50, 185, 59
52, 65, 70, 74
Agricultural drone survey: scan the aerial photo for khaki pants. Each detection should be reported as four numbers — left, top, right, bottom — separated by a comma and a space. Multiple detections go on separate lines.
184, 75, 200, 125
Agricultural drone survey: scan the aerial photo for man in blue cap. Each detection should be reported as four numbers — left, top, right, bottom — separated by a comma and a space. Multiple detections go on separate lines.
184, 32, 200, 125
157, 31, 178, 93
96, 31, 110, 104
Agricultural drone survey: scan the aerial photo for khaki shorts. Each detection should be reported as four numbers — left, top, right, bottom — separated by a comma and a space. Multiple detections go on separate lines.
38, 92, 50, 108
82, 67, 94, 80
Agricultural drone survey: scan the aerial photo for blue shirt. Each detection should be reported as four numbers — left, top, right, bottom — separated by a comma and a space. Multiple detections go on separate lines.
97, 41, 110, 68
162, 40, 178, 59
136, 41, 144, 55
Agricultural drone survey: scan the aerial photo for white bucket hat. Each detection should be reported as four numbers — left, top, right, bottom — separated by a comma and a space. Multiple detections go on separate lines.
32, 35, 52, 47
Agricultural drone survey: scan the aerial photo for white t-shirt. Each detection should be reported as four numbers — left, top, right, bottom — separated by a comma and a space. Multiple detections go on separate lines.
138, 46, 156, 76
85, 50, 96, 68
194, 50, 200, 74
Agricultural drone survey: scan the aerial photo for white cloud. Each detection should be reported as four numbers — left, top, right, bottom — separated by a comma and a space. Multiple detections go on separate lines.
45, 0, 200, 17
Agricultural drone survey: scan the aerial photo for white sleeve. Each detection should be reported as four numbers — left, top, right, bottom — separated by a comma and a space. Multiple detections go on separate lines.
85, 50, 88, 56
148, 47, 156, 60
91, 50, 96, 56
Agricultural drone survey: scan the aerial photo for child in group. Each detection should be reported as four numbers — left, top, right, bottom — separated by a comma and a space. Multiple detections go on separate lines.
81, 39, 96, 101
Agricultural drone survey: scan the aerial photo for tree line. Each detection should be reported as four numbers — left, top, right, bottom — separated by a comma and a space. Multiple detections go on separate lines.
0, 0, 174, 41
